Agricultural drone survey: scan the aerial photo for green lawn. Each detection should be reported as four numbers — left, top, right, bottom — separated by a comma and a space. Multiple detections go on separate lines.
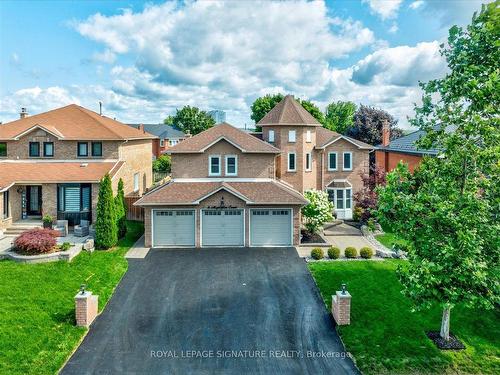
308, 261, 500, 374
0, 221, 143, 375
375, 222, 408, 249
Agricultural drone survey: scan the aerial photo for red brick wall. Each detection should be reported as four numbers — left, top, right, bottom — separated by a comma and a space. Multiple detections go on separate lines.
375, 150, 423, 173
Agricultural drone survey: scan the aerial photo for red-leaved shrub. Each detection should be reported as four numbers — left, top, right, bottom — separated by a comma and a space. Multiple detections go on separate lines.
14, 228, 59, 255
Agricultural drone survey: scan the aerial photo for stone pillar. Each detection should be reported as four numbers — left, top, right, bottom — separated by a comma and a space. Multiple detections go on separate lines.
332, 289, 351, 326
75, 291, 98, 327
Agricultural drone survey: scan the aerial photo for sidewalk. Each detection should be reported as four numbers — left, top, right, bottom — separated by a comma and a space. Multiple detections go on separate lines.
125, 235, 150, 259
0, 236, 15, 258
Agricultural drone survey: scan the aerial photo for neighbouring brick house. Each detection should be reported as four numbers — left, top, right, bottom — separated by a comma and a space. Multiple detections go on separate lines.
375, 124, 454, 173
127, 123, 187, 159
0, 105, 155, 231
135, 95, 373, 248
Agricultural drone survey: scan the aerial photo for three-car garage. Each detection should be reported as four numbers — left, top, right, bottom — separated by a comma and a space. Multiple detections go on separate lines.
151, 208, 293, 248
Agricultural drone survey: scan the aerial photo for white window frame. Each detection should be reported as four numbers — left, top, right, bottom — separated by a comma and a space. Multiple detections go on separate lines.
287, 152, 296, 172
225, 155, 238, 176
288, 130, 296, 143
160, 139, 164, 147
133, 173, 140, 192
343, 152, 353, 171
305, 152, 312, 171
306, 130, 312, 143
328, 152, 338, 171
169, 139, 178, 146
268, 130, 275, 143
209, 155, 221, 176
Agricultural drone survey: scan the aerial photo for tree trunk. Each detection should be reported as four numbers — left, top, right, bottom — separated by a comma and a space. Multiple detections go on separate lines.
440, 305, 451, 341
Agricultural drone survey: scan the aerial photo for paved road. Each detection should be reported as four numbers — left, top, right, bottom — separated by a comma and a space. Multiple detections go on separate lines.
62, 248, 359, 374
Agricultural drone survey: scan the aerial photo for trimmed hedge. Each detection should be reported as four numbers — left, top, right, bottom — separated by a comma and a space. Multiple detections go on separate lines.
360, 247, 374, 259
311, 248, 324, 260
14, 229, 58, 255
328, 246, 341, 259
345, 247, 358, 258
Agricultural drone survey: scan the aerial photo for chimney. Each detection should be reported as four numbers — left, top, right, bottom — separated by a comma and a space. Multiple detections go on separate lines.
138, 124, 144, 133
20, 107, 28, 119
99, 101, 102, 116
381, 119, 390, 146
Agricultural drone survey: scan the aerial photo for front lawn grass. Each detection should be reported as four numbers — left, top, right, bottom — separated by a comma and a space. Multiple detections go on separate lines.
0, 221, 143, 375
308, 260, 500, 374
375, 222, 408, 249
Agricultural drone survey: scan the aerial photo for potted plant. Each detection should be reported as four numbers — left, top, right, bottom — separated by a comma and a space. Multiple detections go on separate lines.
42, 214, 54, 229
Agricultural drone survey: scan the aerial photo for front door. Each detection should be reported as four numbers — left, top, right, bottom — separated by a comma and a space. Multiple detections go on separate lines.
327, 188, 352, 220
26, 186, 42, 216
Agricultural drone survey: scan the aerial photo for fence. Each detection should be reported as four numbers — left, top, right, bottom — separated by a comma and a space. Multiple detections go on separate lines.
125, 196, 144, 222
153, 171, 170, 183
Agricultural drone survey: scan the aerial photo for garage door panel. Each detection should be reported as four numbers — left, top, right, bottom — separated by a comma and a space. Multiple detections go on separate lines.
250, 209, 292, 246
153, 210, 195, 247
202, 209, 244, 247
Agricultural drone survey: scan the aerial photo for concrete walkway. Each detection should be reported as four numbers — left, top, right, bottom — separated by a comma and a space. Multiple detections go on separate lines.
298, 223, 374, 257
125, 235, 150, 259
0, 236, 15, 258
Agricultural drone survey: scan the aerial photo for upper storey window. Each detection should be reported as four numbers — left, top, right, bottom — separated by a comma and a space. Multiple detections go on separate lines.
343, 152, 353, 171
288, 152, 296, 172
92, 142, 102, 157
209, 155, 221, 176
328, 152, 337, 171
225, 155, 238, 176
306, 130, 312, 143
0, 142, 6, 157
268, 130, 275, 143
29, 142, 40, 157
77, 142, 88, 157
288, 130, 296, 143
43, 142, 54, 157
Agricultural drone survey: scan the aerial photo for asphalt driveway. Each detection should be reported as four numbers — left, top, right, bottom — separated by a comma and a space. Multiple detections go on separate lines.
62, 248, 359, 374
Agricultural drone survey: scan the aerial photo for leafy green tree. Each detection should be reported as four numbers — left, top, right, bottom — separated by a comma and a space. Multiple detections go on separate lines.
377, 3, 499, 342
95, 174, 117, 249
164, 106, 215, 135
301, 190, 334, 234
153, 154, 171, 173
250, 93, 284, 131
298, 99, 325, 125
346, 105, 403, 145
324, 101, 356, 133
114, 178, 127, 239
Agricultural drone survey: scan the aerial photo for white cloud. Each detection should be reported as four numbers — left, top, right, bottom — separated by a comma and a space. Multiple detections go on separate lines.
362, 0, 403, 20
409, 1, 424, 10
388, 23, 399, 33
352, 41, 447, 87
92, 49, 116, 64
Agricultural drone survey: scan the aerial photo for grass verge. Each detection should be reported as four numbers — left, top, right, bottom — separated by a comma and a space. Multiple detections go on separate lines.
0, 221, 143, 375
308, 260, 500, 374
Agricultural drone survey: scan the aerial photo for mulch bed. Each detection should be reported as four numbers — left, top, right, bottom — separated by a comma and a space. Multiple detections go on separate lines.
426, 331, 466, 350
300, 230, 326, 244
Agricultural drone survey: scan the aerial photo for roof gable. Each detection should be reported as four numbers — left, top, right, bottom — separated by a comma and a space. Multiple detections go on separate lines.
168, 122, 280, 154
0, 104, 157, 141
257, 95, 321, 127
316, 127, 373, 149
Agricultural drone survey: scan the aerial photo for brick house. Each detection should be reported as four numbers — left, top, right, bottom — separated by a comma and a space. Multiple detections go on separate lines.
375, 124, 453, 173
136, 95, 373, 248
0, 105, 155, 231
127, 123, 187, 159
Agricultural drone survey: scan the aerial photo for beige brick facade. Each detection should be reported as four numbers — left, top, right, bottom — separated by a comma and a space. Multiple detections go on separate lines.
142, 188, 301, 248
171, 140, 275, 179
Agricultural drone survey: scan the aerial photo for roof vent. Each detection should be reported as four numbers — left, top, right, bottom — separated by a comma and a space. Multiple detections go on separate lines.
20, 107, 28, 119
80, 163, 88, 168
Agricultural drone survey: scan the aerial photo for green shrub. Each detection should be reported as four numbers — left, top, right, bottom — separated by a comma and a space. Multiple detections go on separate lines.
327, 246, 341, 259
153, 154, 172, 173
353, 206, 364, 222
367, 218, 376, 231
310, 248, 324, 260
301, 190, 334, 234
115, 178, 127, 239
95, 173, 118, 249
344, 247, 358, 258
59, 242, 71, 251
360, 247, 374, 259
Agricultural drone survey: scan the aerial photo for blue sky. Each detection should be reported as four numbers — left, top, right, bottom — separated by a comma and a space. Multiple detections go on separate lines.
0, 0, 487, 127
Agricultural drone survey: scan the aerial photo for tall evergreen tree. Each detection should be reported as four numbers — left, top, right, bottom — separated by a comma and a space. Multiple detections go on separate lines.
95, 174, 117, 249
115, 178, 127, 239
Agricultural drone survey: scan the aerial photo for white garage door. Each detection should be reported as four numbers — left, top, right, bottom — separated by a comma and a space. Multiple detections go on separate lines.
201, 209, 244, 247
153, 210, 195, 247
250, 209, 292, 247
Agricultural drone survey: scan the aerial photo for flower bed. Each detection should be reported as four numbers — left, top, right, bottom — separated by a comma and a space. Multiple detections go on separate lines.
14, 228, 60, 255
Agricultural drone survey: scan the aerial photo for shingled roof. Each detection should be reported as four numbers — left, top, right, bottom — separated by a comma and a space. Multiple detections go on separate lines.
135, 180, 308, 206
167, 122, 280, 154
315, 127, 373, 149
257, 95, 321, 127
0, 104, 157, 141
126, 123, 186, 139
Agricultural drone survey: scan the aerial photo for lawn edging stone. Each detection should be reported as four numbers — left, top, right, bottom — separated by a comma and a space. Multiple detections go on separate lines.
361, 225, 403, 258
5, 244, 83, 264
